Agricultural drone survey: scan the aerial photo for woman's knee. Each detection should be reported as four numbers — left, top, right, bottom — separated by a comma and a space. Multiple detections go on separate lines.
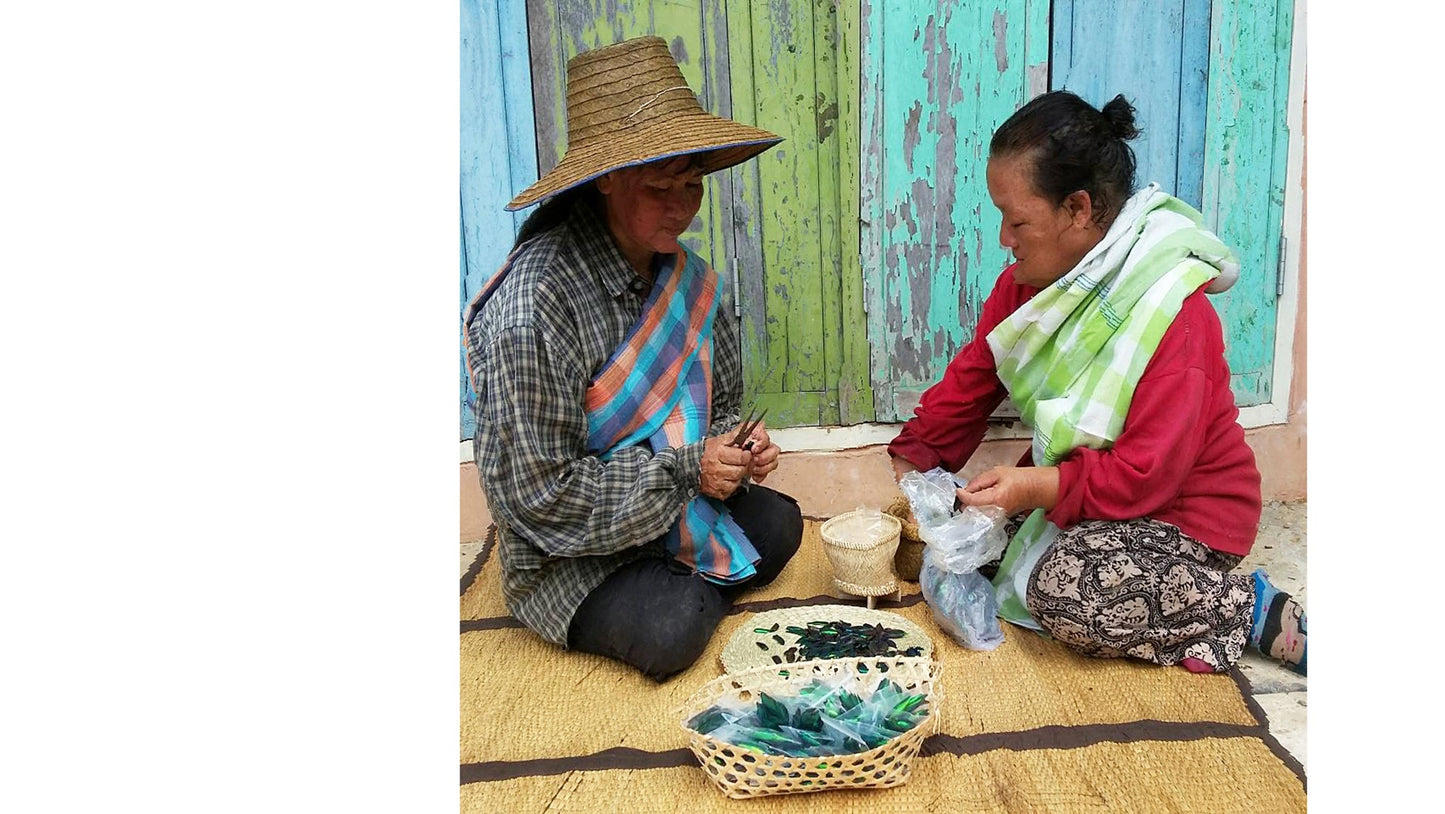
1025, 542, 1111, 650
568, 560, 727, 681
629, 581, 726, 680
730, 486, 803, 585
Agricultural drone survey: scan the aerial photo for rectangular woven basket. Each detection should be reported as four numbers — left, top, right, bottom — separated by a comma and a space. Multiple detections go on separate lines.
676, 656, 943, 799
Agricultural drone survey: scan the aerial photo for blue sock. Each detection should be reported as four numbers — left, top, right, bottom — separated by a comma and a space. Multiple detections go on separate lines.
1249, 568, 1307, 675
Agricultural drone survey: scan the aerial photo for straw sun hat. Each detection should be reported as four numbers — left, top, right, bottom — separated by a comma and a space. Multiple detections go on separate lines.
505, 36, 783, 211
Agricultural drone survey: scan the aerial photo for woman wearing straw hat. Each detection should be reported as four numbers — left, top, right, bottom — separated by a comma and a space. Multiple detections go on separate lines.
463, 37, 803, 681
888, 91, 1306, 676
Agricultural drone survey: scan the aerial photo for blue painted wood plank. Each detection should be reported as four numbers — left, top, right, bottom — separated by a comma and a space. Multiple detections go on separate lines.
499, 0, 540, 235
1175, 0, 1211, 210
460, 0, 538, 439
1051, 0, 1194, 199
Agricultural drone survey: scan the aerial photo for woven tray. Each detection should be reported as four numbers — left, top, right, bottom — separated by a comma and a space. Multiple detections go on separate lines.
720, 605, 934, 674
677, 656, 944, 799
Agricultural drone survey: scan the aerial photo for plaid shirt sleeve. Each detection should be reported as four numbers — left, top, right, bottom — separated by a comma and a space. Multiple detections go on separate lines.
476, 322, 706, 560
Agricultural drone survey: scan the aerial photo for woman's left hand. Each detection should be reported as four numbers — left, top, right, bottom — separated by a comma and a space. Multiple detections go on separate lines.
745, 423, 780, 483
956, 466, 1060, 516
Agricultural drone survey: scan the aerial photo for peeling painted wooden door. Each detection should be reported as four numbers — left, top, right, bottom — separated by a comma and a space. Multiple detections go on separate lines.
861, 0, 1050, 422
461, 0, 538, 439
1054, 0, 1295, 408
1201, 0, 1295, 407
525, 0, 870, 428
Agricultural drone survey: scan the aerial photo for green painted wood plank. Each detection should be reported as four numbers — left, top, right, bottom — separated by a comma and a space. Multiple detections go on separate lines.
812, 0, 844, 425
724, 0, 772, 407
1202, 0, 1294, 407
699, 0, 737, 324
835, 0, 874, 424
521, 0, 863, 430
749, 0, 828, 396
749, 391, 828, 428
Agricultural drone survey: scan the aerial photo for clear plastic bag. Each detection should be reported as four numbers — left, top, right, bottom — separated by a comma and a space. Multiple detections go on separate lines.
918, 562, 1004, 650
829, 505, 892, 544
899, 468, 1008, 651
898, 470, 1009, 573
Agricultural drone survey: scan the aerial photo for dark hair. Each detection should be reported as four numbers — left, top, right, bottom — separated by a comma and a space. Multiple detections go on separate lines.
510, 184, 601, 249
989, 90, 1141, 225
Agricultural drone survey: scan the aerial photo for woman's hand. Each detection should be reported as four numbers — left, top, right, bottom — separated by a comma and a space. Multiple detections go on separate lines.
700, 433, 753, 499
743, 422, 780, 483
956, 466, 1060, 516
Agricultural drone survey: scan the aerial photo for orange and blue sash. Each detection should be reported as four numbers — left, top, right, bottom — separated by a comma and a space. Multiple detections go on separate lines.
584, 248, 759, 584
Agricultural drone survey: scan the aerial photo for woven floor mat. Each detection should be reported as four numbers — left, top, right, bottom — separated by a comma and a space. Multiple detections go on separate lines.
461, 521, 1305, 811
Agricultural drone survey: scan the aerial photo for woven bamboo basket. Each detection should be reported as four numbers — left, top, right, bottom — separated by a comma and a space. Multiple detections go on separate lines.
884, 496, 926, 582
718, 604, 933, 674
819, 510, 901, 608
677, 656, 944, 799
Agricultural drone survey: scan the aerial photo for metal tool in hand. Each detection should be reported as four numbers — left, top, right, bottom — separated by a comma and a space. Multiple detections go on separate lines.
730, 407, 768, 451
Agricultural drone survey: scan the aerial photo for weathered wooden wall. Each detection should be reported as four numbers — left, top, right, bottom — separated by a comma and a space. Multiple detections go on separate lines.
1202, 0, 1294, 407
861, 0, 1049, 422
460, 0, 537, 439
461, 0, 1299, 437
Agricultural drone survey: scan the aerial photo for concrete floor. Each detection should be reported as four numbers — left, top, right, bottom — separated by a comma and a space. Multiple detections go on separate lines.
461, 501, 1306, 771
1234, 500, 1308, 770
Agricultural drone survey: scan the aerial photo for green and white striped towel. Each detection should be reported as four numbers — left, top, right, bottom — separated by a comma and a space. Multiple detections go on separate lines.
987, 183, 1239, 629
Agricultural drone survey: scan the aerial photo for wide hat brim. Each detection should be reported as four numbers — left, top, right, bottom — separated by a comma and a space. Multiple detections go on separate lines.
506, 113, 781, 211
504, 36, 782, 211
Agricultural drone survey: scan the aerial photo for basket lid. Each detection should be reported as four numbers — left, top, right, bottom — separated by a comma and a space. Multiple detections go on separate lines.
720, 604, 933, 674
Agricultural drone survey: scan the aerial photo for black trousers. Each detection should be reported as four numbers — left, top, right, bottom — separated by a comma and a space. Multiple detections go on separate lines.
566, 485, 804, 682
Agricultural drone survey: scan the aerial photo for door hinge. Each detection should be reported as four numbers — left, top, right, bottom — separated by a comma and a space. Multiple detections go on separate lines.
1275, 237, 1287, 299
731, 255, 741, 318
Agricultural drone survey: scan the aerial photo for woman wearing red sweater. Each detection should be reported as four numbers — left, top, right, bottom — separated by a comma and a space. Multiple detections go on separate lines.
888, 91, 1306, 675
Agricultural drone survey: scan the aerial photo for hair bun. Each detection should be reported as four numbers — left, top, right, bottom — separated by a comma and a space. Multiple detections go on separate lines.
1101, 94, 1140, 140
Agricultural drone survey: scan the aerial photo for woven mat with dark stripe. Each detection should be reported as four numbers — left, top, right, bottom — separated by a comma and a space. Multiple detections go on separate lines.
461, 521, 1306, 811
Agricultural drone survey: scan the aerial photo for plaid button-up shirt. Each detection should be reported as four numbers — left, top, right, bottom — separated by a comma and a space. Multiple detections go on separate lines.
464, 198, 743, 646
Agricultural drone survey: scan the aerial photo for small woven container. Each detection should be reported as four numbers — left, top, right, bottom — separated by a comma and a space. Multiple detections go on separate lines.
884, 496, 926, 582
677, 656, 943, 799
820, 510, 901, 607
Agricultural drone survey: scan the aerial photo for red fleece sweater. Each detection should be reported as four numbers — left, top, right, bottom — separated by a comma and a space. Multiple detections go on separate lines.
888, 266, 1262, 557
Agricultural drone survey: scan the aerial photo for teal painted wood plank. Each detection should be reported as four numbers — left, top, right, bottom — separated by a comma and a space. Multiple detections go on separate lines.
460, 0, 538, 440
1202, 0, 1294, 407
861, 0, 1047, 422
